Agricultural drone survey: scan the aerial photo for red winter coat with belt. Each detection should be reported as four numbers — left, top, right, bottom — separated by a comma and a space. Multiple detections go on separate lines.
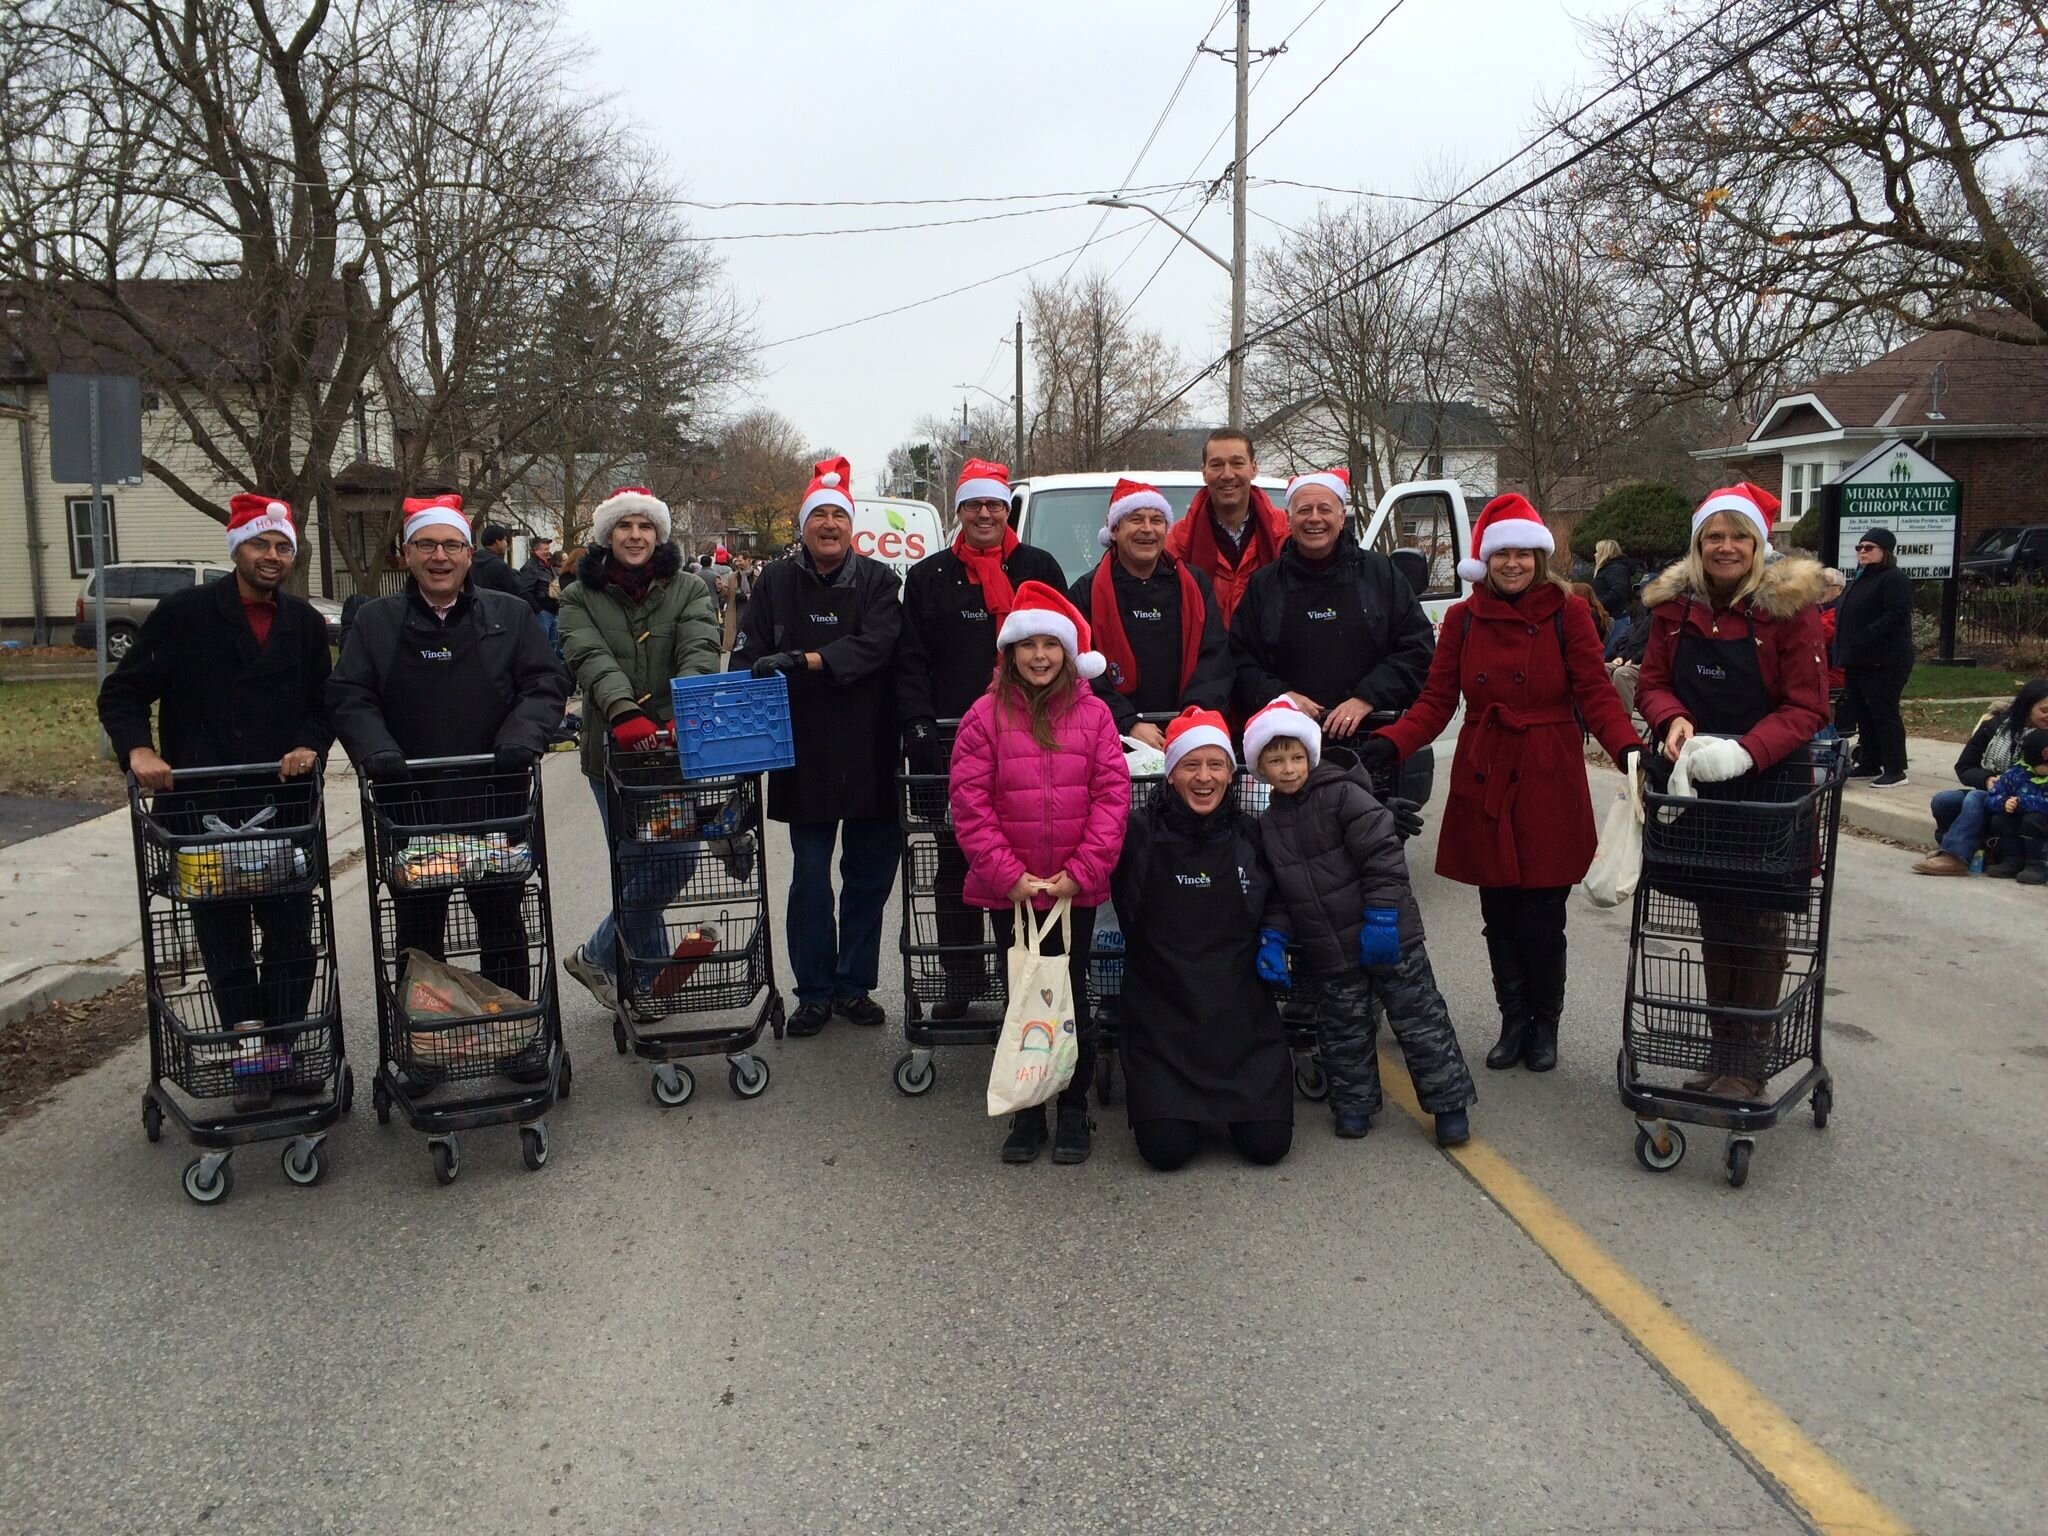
1377, 582, 1639, 888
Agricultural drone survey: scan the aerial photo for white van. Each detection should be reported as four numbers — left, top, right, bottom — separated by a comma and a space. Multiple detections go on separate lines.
1011, 470, 1289, 586
1358, 478, 1478, 629
851, 497, 945, 583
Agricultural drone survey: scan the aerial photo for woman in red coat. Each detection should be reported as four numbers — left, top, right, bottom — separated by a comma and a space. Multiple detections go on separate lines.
1362, 495, 1642, 1073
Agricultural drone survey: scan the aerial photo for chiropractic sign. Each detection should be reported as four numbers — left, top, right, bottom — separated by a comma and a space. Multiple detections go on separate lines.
1831, 439, 1960, 579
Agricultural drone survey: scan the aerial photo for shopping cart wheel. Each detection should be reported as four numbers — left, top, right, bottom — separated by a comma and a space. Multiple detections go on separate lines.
281, 1137, 328, 1187
1810, 1083, 1832, 1129
1633, 1122, 1686, 1172
892, 1050, 936, 1097
1293, 1058, 1330, 1101
767, 994, 787, 1041
728, 1055, 770, 1099
1725, 1137, 1753, 1189
141, 1096, 163, 1144
651, 1064, 695, 1107
373, 1078, 392, 1126
520, 1124, 549, 1171
339, 1064, 355, 1115
611, 1014, 629, 1054
429, 1137, 459, 1186
558, 1053, 573, 1100
181, 1153, 234, 1206
1095, 1053, 1117, 1108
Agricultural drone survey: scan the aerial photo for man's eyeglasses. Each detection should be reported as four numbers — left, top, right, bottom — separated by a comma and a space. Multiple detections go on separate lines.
958, 498, 1008, 515
408, 539, 469, 557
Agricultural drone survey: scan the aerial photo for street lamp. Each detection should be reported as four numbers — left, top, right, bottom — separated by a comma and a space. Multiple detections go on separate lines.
1089, 196, 1246, 429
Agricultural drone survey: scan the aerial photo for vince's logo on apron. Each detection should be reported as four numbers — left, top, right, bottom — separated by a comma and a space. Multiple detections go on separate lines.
1130, 607, 1162, 621
1173, 870, 1212, 888
1237, 864, 1252, 894
806, 612, 841, 625
960, 608, 988, 621
1305, 607, 1337, 621
418, 647, 453, 661
1693, 662, 1726, 681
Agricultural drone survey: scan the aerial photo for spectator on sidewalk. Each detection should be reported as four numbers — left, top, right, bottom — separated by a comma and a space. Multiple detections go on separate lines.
1835, 528, 1916, 786
896, 459, 1066, 1021
98, 494, 332, 1108
1067, 476, 1233, 751
1981, 727, 2048, 883
558, 488, 722, 1011
519, 535, 561, 650
732, 456, 904, 1037
328, 496, 567, 1014
468, 514, 529, 600
1590, 539, 1634, 619
1912, 678, 2048, 876
1164, 427, 1288, 630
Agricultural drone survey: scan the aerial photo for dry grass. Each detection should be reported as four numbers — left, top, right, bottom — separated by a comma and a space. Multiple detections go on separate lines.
0, 679, 125, 801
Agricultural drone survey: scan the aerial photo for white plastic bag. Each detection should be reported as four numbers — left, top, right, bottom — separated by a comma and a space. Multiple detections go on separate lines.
986, 899, 1080, 1116
1119, 735, 1166, 778
1582, 758, 1645, 908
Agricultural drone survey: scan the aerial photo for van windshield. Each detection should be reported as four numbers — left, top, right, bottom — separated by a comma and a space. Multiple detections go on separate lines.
1023, 485, 1201, 584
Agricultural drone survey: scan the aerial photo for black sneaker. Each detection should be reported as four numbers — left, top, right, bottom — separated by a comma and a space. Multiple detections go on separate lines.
832, 994, 886, 1028
1001, 1106, 1047, 1164
786, 1001, 831, 1037
1870, 769, 1909, 788
1051, 1102, 1092, 1164
1845, 764, 1882, 780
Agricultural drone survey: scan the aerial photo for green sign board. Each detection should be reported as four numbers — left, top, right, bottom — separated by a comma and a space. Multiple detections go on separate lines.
1831, 440, 1959, 579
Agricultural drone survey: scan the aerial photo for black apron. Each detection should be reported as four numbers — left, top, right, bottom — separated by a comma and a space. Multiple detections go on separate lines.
772, 570, 894, 824
1118, 827, 1293, 1126
1276, 575, 1374, 716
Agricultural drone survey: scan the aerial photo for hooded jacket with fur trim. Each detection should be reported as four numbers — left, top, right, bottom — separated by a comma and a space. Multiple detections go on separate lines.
1634, 553, 1830, 773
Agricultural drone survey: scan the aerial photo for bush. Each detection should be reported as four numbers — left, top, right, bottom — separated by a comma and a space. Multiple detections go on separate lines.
1785, 511, 1822, 551
1570, 482, 1694, 563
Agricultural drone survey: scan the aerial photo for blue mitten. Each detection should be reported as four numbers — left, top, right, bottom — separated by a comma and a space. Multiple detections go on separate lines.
1256, 928, 1292, 989
1358, 906, 1401, 969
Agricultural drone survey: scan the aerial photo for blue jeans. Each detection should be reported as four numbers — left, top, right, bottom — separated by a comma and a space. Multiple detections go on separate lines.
1932, 787, 1993, 863
787, 817, 902, 1006
538, 610, 560, 656
587, 777, 697, 985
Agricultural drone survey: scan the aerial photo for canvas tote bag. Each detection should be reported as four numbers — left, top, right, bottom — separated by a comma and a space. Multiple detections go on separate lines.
986, 898, 1080, 1116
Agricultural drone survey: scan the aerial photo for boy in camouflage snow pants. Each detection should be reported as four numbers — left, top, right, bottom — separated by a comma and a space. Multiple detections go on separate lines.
1243, 699, 1475, 1147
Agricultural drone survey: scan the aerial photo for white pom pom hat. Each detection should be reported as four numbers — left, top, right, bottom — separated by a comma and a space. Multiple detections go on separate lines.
225, 492, 298, 555
1243, 697, 1322, 779
1098, 476, 1173, 548
1162, 706, 1236, 777
994, 580, 1105, 680
1457, 492, 1555, 583
1284, 466, 1350, 509
1692, 481, 1780, 545
800, 455, 856, 536
591, 486, 672, 546
401, 493, 470, 547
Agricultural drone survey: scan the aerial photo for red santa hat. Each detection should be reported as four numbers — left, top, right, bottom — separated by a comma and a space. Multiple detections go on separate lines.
994, 580, 1105, 680
1284, 466, 1350, 510
1457, 492, 1555, 583
401, 493, 470, 546
954, 458, 1013, 510
1098, 477, 1173, 548
799, 455, 856, 535
1243, 697, 1322, 779
1692, 481, 1779, 545
1162, 705, 1236, 777
225, 492, 297, 556
591, 485, 672, 546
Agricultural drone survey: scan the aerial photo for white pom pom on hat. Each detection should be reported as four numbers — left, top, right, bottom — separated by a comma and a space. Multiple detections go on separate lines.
994, 580, 1105, 680
590, 486, 672, 546
799, 455, 857, 534
1243, 697, 1322, 780
1457, 492, 1554, 583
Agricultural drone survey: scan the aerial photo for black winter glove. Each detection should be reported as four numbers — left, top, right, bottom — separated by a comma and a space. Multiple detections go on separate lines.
750, 651, 805, 679
903, 718, 946, 776
1354, 734, 1400, 779
1638, 745, 1674, 794
494, 742, 539, 773
362, 750, 408, 782
1385, 796, 1425, 842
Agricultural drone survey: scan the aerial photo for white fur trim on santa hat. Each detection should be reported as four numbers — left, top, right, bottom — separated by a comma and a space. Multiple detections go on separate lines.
227, 502, 297, 555
1162, 719, 1235, 777
1692, 491, 1770, 545
1457, 506, 1555, 582
1285, 472, 1349, 509
1098, 485, 1173, 548
799, 473, 855, 533
995, 605, 1106, 680
1243, 699, 1322, 779
954, 476, 1010, 508
403, 506, 471, 546
591, 488, 672, 546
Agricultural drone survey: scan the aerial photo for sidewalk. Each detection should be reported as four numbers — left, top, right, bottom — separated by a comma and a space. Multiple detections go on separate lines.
0, 763, 369, 1027
1836, 734, 1956, 848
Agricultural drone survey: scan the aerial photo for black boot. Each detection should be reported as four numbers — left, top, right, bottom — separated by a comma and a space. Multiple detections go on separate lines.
1521, 945, 1566, 1073
1001, 1105, 1048, 1164
1483, 933, 1530, 1070
1051, 1100, 1092, 1164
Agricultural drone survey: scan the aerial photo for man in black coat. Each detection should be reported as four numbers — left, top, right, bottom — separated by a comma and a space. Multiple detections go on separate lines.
471, 519, 530, 601
732, 456, 903, 1037
98, 493, 332, 1107
328, 498, 567, 1004
1066, 477, 1232, 750
1230, 472, 1435, 742
895, 459, 1064, 1018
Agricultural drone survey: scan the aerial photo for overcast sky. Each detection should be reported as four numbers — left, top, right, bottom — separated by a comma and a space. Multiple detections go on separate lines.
566, 0, 1633, 493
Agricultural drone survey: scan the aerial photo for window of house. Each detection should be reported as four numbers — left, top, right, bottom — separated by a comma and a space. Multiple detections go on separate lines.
65, 496, 118, 576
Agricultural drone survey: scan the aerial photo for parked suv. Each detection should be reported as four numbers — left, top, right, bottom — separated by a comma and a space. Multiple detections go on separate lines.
1959, 525, 2048, 586
74, 562, 344, 658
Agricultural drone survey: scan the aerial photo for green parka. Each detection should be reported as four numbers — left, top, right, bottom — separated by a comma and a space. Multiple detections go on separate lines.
559, 542, 721, 780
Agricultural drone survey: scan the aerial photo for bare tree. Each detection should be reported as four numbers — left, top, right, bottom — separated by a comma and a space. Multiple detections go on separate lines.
706, 408, 812, 550
1023, 272, 1186, 473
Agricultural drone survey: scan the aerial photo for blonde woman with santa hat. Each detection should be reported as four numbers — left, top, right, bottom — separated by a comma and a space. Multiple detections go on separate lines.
1633, 482, 1829, 1101
947, 582, 1130, 1164
1363, 493, 1642, 1076
1108, 707, 1294, 1171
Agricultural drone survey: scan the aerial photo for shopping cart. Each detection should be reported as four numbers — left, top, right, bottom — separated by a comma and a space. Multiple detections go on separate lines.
602, 737, 781, 1106
129, 763, 348, 1205
1617, 741, 1848, 1188
362, 756, 568, 1185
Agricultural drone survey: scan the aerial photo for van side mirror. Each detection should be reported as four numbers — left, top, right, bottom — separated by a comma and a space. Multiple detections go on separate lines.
1390, 547, 1430, 598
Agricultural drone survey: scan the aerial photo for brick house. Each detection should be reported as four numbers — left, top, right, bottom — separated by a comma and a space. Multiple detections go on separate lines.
1691, 323, 2048, 547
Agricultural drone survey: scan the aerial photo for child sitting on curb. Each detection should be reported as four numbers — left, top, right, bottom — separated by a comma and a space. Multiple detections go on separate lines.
1984, 727, 2048, 885
1245, 697, 1476, 1146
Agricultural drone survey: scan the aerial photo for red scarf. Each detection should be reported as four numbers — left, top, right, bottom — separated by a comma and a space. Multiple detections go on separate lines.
1089, 552, 1206, 698
954, 527, 1022, 625
1183, 485, 1281, 574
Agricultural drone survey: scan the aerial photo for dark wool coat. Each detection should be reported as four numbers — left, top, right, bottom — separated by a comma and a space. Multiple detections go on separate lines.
1832, 563, 1916, 670
98, 574, 333, 769
1255, 750, 1423, 975
1377, 583, 1639, 889
894, 539, 1067, 726
1635, 555, 1830, 774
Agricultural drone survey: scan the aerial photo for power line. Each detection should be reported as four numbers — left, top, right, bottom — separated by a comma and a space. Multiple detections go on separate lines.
683, 199, 1103, 242
674, 180, 1203, 212
1239, 0, 1413, 166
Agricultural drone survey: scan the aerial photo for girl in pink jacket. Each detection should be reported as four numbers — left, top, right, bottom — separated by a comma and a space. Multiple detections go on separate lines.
950, 581, 1132, 1166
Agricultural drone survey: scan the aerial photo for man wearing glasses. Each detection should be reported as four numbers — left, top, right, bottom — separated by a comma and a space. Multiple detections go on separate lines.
328, 495, 568, 1004
895, 459, 1066, 1019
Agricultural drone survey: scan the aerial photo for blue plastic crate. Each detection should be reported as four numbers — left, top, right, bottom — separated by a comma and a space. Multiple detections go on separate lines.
670, 672, 796, 779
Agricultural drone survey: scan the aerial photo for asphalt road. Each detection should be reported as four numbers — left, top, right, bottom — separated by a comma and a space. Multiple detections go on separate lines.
2, 754, 2041, 1535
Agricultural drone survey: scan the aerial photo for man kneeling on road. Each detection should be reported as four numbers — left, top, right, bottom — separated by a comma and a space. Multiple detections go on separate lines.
98, 494, 333, 1110
328, 495, 567, 1053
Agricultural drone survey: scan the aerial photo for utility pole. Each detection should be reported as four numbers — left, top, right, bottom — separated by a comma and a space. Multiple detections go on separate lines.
1229, 0, 1251, 431
1014, 314, 1025, 473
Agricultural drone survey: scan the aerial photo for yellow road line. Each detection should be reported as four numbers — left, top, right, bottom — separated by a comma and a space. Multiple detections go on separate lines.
1378, 1056, 1913, 1536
